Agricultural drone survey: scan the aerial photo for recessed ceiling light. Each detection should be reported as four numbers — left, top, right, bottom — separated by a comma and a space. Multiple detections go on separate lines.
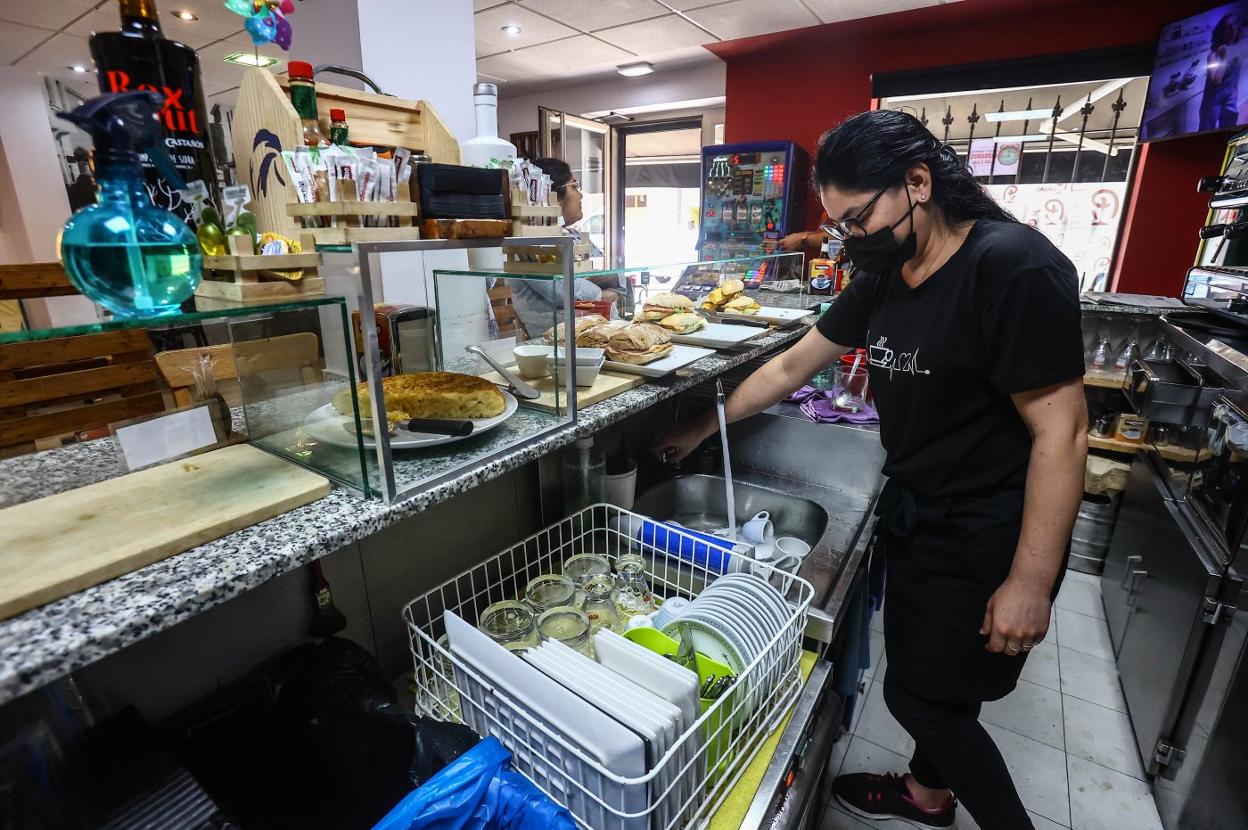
69, 64, 87, 73
501, 24, 522, 36
617, 62, 654, 77
223, 52, 280, 68
172, 9, 198, 21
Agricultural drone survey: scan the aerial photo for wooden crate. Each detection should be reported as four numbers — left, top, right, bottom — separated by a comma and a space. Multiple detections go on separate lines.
230, 69, 458, 239
502, 240, 597, 275
196, 233, 324, 305
510, 189, 563, 237
287, 200, 421, 246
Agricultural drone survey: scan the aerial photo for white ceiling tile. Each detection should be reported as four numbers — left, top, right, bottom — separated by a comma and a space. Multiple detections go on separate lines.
518, 0, 669, 32
0, 20, 55, 63
473, 4, 578, 52
476, 49, 560, 84
475, 0, 510, 10
595, 14, 713, 52
655, 0, 733, 9
62, 8, 119, 39
15, 32, 93, 74
804, 0, 942, 24
685, 0, 818, 40
476, 38, 505, 57
0, 0, 94, 32
513, 34, 634, 71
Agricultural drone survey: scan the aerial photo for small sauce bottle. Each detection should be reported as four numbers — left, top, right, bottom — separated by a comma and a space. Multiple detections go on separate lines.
287, 60, 327, 147
329, 107, 349, 146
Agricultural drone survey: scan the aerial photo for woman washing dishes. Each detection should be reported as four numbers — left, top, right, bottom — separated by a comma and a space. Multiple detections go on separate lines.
509, 158, 620, 337
658, 110, 1086, 830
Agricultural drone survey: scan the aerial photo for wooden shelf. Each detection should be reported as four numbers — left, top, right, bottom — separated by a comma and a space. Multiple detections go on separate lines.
1084, 369, 1128, 389
1087, 433, 1207, 463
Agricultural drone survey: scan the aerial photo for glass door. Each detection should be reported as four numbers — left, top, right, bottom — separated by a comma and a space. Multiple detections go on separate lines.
615, 119, 703, 272
538, 108, 613, 264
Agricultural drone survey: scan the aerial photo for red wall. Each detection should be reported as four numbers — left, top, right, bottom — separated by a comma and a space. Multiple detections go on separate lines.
709, 0, 1222, 296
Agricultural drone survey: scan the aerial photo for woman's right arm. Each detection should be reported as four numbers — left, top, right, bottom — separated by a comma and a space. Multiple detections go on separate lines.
657, 328, 851, 461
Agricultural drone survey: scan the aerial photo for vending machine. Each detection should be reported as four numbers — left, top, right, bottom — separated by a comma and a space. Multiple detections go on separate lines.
697, 141, 808, 271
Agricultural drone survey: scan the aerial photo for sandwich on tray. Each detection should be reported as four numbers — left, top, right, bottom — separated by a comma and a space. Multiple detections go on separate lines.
605, 322, 674, 365
658, 311, 707, 335
635, 291, 694, 322
722, 294, 762, 316
701, 278, 745, 310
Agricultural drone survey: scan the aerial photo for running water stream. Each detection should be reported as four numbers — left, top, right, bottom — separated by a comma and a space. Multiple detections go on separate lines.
715, 379, 738, 541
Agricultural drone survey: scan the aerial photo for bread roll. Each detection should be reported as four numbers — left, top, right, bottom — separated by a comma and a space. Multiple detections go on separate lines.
605, 323, 674, 365
659, 312, 706, 334
543, 314, 608, 345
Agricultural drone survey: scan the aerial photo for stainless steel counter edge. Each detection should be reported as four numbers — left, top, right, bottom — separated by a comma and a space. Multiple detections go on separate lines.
0, 324, 813, 706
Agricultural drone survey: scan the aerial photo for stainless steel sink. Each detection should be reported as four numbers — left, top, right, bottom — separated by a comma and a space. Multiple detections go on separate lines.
633, 474, 829, 544
634, 409, 886, 641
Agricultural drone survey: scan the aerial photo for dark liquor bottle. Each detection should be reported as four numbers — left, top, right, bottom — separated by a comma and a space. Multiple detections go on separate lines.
89, 0, 217, 224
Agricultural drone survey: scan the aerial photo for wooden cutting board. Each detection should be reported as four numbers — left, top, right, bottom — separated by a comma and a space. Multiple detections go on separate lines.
0, 443, 330, 620
481, 369, 643, 414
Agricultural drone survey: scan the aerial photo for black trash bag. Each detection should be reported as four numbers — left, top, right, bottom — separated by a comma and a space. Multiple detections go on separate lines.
410, 717, 480, 786
173, 637, 479, 830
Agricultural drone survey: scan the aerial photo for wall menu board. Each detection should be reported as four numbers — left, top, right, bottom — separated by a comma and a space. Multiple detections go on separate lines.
986, 182, 1128, 292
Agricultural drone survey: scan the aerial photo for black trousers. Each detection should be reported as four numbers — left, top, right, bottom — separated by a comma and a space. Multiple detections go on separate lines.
883, 676, 1034, 830
870, 483, 1065, 830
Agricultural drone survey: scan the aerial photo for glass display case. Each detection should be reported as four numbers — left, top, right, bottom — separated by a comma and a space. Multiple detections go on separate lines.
317, 235, 580, 502
0, 295, 369, 491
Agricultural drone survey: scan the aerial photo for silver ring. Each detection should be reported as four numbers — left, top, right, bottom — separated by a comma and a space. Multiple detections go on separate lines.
1006, 645, 1021, 654
1022, 642, 1036, 651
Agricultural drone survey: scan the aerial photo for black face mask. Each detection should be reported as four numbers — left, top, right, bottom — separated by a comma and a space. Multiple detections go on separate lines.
843, 188, 918, 274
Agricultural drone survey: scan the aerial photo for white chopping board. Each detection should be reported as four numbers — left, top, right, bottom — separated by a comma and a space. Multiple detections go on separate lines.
0, 443, 330, 620
721, 306, 815, 327
668, 322, 765, 349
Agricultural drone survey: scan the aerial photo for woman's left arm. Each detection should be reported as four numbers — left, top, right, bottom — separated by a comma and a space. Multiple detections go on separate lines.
981, 377, 1088, 654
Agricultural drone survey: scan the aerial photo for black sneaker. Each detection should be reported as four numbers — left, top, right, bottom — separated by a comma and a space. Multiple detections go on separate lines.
833, 772, 956, 828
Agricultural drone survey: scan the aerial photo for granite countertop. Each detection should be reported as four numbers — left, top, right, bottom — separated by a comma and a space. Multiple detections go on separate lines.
0, 316, 819, 705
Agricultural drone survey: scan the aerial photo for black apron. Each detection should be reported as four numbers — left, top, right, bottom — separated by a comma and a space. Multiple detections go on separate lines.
871, 479, 1067, 703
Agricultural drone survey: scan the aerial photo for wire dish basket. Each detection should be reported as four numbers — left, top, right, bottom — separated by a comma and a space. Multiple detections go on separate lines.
403, 503, 814, 830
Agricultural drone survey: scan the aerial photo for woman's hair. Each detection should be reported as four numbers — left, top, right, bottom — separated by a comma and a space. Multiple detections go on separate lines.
532, 157, 574, 191
1213, 13, 1241, 49
812, 110, 1015, 225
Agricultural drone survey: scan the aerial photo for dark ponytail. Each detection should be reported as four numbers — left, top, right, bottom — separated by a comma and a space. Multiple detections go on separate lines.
812, 110, 1015, 225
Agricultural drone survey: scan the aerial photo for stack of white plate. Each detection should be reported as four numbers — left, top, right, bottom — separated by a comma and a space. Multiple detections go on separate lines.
659, 573, 790, 676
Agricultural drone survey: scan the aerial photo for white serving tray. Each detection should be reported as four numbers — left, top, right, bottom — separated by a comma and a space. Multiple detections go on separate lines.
604, 344, 717, 378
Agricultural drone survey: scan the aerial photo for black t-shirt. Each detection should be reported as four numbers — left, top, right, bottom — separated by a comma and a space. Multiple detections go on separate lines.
816, 220, 1084, 500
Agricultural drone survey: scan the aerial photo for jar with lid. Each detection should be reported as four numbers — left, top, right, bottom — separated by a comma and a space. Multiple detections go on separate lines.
287, 61, 327, 147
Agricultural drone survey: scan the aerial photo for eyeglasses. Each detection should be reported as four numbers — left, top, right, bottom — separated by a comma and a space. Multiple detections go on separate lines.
555, 178, 581, 195
820, 184, 891, 241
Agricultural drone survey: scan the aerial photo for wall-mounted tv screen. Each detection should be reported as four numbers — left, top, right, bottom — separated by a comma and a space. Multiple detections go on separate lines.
1141, 2, 1248, 142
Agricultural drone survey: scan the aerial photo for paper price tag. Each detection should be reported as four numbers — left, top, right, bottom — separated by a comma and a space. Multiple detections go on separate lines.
114, 405, 222, 471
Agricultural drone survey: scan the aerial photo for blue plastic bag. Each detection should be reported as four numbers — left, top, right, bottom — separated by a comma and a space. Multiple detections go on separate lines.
372, 736, 578, 830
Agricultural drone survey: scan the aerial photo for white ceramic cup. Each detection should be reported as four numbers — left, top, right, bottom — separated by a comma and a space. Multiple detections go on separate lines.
605, 461, 638, 510
775, 536, 812, 560
513, 344, 552, 379
652, 596, 689, 630
741, 511, 775, 548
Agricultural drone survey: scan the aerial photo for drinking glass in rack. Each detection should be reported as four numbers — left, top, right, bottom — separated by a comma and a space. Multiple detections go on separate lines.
537, 606, 594, 656
562, 553, 612, 605
479, 600, 540, 653
581, 574, 623, 634
524, 574, 576, 613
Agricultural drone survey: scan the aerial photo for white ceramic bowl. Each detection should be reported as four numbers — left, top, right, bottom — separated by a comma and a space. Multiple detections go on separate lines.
552, 346, 606, 366
550, 355, 605, 387
513, 344, 552, 379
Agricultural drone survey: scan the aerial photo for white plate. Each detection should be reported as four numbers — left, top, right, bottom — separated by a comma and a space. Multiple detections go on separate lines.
444, 611, 647, 830
689, 596, 771, 664
662, 617, 744, 674
532, 642, 682, 830
668, 322, 764, 350
594, 629, 699, 728
721, 305, 815, 327
714, 574, 792, 633
706, 583, 786, 650
682, 607, 760, 669
303, 389, 518, 449
605, 344, 717, 378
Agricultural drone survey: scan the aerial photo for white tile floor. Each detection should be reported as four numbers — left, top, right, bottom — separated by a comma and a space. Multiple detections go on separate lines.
821, 570, 1166, 830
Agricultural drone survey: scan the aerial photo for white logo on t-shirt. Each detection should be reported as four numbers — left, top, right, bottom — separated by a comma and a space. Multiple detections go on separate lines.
868, 335, 930, 378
